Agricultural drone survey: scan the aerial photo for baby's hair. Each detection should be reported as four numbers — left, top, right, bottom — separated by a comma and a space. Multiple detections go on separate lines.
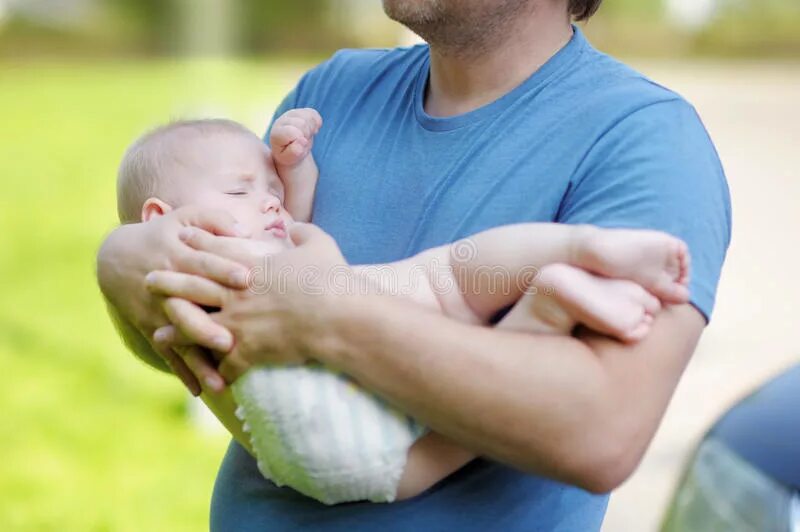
116, 118, 258, 224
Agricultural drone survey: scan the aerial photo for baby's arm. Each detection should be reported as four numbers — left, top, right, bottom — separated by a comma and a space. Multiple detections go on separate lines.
270, 108, 322, 222
396, 223, 688, 339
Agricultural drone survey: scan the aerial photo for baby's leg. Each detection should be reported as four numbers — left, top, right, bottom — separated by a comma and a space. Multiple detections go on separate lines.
449, 223, 690, 323
232, 365, 426, 505
498, 263, 661, 343
395, 432, 476, 500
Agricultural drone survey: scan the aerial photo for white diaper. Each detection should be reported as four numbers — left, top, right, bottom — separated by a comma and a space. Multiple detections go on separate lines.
231, 363, 427, 505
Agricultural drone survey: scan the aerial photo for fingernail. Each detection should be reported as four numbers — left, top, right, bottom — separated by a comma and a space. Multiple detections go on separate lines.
144, 272, 155, 285
153, 328, 168, 343
205, 375, 224, 391
212, 335, 232, 351
230, 270, 248, 287
178, 228, 194, 241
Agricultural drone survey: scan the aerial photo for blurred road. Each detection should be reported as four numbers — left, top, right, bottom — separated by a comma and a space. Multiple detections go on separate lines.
602, 61, 800, 531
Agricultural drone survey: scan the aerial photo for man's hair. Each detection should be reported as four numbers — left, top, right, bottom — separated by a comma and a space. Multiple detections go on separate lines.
116, 118, 255, 224
569, 0, 602, 20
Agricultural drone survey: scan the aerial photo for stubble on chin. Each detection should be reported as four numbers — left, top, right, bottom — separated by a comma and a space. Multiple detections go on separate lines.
382, 0, 536, 59
382, 0, 446, 26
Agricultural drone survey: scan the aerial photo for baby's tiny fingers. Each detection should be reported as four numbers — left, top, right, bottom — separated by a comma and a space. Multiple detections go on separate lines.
291, 108, 323, 132
283, 141, 309, 161
307, 109, 323, 131
273, 124, 305, 147
282, 117, 314, 139
270, 124, 300, 146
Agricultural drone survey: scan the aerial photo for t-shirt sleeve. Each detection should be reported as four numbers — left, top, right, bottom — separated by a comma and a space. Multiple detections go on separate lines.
557, 98, 732, 322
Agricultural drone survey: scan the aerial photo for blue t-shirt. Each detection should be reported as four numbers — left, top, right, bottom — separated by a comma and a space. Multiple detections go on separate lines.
211, 27, 731, 531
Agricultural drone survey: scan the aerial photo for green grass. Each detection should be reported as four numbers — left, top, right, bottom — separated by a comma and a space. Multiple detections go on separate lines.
0, 58, 307, 531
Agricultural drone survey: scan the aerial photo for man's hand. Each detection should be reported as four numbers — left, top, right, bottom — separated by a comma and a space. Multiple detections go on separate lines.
97, 205, 251, 394
146, 222, 348, 383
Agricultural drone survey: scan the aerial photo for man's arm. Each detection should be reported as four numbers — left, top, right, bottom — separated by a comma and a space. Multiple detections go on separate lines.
147, 97, 728, 493
148, 223, 706, 493
316, 295, 704, 493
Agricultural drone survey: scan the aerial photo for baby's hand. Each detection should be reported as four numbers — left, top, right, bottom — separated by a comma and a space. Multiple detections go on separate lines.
270, 108, 323, 168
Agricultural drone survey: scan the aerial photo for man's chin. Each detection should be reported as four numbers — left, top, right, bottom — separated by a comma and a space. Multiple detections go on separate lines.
382, 0, 445, 26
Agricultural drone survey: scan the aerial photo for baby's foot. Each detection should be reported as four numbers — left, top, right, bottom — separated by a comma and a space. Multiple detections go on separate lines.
571, 226, 691, 305
270, 108, 323, 167
533, 263, 661, 343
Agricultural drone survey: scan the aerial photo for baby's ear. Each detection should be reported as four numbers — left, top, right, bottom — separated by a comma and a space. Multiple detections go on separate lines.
141, 198, 173, 222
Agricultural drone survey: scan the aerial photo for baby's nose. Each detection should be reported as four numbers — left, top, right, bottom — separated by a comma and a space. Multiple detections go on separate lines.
261, 196, 280, 213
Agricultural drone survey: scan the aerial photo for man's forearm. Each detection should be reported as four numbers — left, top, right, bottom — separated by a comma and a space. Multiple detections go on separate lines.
315, 295, 703, 493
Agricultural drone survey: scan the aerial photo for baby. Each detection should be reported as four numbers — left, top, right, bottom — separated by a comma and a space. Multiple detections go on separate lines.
114, 113, 690, 504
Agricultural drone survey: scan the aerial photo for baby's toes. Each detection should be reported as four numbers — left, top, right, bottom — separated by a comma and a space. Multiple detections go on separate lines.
642, 291, 661, 316
651, 272, 690, 305
622, 313, 652, 343
623, 282, 661, 314
678, 243, 692, 286
663, 238, 684, 277
666, 277, 690, 304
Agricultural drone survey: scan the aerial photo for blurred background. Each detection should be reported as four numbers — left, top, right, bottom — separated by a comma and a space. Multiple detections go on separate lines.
0, 0, 798, 530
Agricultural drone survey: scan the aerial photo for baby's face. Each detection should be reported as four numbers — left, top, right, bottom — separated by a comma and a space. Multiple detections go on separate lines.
167, 131, 293, 246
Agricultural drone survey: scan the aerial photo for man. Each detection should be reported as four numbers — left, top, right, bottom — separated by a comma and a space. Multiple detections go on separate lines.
96, 0, 731, 529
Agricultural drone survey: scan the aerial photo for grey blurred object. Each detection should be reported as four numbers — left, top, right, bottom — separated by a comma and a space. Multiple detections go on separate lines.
662, 364, 800, 532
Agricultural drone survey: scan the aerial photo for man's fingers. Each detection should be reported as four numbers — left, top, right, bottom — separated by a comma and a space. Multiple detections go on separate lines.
177, 346, 226, 393
162, 297, 234, 352
173, 245, 250, 289
178, 229, 259, 269
153, 326, 226, 363
218, 350, 251, 384
177, 206, 248, 238
154, 325, 228, 364
153, 324, 192, 347
145, 270, 227, 307
153, 342, 202, 396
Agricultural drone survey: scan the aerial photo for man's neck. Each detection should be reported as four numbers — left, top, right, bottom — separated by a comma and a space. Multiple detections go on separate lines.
425, 7, 573, 118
